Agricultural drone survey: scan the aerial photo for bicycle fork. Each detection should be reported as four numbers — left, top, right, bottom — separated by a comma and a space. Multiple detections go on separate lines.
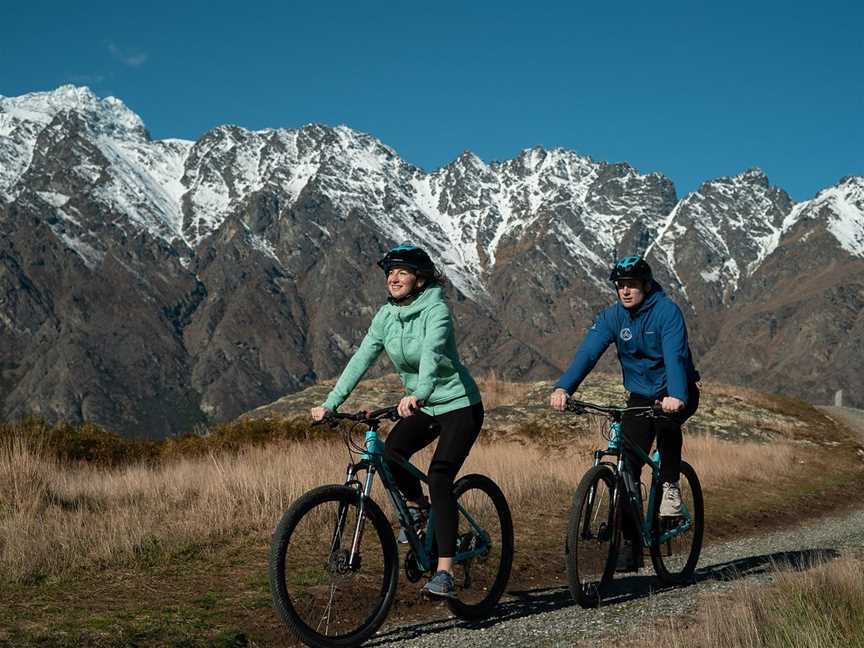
340, 462, 376, 571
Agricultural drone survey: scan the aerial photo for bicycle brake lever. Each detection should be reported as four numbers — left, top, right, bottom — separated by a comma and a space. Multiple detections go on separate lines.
566, 402, 586, 414
312, 413, 337, 427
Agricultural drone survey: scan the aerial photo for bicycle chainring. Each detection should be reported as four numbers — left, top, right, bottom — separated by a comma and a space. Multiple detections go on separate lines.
404, 550, 423, 583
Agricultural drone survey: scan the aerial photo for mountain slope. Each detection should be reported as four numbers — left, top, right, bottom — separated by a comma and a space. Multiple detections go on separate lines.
1, 86, 862, 434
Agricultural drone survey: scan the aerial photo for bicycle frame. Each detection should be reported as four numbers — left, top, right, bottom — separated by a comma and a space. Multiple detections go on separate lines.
342, 425, 491, 573
591, 418, 693, 548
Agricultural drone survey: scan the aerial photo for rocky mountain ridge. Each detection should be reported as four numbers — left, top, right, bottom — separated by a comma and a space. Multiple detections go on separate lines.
1, 85, 862, 435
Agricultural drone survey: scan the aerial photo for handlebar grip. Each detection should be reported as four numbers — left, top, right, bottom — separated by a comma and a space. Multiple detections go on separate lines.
367, 406, 400, 421
564, 399, 587, 413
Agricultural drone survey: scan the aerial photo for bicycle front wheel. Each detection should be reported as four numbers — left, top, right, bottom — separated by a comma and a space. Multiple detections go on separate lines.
447, 474, 514, 620
649, 461, 704, 584
565, 464, 618, 608
269, 485, 398, 648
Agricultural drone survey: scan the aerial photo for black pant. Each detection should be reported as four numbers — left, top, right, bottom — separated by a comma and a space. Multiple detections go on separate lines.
384, 402, 484, 557
621, 385, 700, 483
620, 385, 700, 541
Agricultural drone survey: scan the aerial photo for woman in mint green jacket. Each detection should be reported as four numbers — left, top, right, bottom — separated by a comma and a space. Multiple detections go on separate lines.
310, 244, 483, 599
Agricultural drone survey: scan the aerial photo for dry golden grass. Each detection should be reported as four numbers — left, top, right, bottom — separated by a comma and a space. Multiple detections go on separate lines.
682, 433, 800, 490
475, 370, 533, 410
0, 420, 809, 585
651, 556, 864, 648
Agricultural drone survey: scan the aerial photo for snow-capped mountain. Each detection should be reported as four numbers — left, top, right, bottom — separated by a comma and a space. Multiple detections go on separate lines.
0, 87, 675, 300
1, 85, 862, 435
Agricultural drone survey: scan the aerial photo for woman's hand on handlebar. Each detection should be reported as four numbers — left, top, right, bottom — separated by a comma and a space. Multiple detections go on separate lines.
310, 406, 332, 421
550, 388, 569, 412
397, 396, 421, 418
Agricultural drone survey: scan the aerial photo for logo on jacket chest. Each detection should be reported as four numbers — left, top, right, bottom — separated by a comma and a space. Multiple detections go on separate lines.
620, 328, 633, 341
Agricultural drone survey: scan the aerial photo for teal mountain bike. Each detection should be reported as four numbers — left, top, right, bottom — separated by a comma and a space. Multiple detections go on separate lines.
563, 399, 704, 608
269, 406, 514, 648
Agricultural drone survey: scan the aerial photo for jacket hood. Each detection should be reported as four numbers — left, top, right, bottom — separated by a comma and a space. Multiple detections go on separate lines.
385, 284, 444, 318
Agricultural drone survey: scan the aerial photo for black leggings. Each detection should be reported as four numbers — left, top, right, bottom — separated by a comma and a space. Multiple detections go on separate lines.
621, 385, 700, 485
620, 386, 700, 542
384, 402, 484, 557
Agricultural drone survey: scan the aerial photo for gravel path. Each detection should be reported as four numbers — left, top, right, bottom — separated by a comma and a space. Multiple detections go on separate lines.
370, 407, 864, 647
369, 508, 864, 647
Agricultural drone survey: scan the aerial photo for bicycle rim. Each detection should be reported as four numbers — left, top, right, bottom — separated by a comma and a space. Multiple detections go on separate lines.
566, 465, 617, 607
446, 474, 514, 620
650, 462, 703, 584
269, 485, 398, 648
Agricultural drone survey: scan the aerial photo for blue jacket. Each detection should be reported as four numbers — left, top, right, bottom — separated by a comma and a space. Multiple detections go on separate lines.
555, 284, 700, 404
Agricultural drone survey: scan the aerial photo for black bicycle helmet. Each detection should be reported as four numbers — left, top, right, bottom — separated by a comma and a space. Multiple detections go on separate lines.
609, 255, 653, 282
377, 244, 437, 277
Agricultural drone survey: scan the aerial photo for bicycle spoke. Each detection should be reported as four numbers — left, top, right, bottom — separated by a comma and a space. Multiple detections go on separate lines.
447, 475, 513, 620
650, 462, 703, 584
567, 465, 617, 607
270, 487, 397, 643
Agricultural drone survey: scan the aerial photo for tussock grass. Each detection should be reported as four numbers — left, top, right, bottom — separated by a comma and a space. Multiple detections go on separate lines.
0, 436, 346, 582
475, 370, 533, 410
683, 434, 800, 489
0, 422, 804, 584
652, 556, 864, 648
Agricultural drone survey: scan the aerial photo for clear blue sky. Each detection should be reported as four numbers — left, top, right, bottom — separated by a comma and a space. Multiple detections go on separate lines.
1, 0, 861, 201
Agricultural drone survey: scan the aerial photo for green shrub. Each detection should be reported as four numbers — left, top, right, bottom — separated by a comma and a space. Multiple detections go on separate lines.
0, 415, 324, 466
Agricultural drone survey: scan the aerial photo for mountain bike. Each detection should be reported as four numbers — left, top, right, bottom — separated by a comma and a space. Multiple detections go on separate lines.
563, 399, 703, 608
269, 406, 514, 648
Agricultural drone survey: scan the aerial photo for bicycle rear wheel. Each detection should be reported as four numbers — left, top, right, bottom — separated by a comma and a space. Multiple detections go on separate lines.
269, 484, 398, 648
649, 461, 703, 584
446, 474, 514, 620
565, 464, 618, 607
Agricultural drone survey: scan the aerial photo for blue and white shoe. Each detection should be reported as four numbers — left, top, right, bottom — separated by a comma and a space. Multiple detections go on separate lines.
422, 570, 457, 599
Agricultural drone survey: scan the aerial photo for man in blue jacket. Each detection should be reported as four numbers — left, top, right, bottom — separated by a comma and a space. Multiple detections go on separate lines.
550, 256, 700, 568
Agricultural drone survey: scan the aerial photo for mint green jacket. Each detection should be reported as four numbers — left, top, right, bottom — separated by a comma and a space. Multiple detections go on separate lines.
322, 285, 481, 416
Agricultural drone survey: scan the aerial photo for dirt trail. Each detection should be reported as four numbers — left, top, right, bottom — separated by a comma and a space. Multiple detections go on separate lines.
820, 405, 864, 443
369, 509, 864, 647
369, 407, 864, 647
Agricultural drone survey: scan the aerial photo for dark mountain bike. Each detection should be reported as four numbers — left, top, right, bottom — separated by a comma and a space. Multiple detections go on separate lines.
269, 407, 513, 648
563, 399, 704, 608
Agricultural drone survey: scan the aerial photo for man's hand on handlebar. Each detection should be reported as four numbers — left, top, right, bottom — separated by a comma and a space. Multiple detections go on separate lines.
655, 396, 685, 414
550, 388, 569, 412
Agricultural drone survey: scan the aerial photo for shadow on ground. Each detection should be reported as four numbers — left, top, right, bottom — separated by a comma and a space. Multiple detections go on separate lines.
369, 547, 840, 646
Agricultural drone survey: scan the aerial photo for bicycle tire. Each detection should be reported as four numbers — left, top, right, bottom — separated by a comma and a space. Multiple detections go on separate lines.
565, 464, 619, 607
446, 474, 514, 620
649, 461, 703, 584
269, 484, 398, 648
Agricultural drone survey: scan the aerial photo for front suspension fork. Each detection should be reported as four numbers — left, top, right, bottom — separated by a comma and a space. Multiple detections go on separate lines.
347, 466, 376, 569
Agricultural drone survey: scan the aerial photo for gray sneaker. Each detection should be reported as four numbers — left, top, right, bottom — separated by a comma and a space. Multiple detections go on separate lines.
422, 570, 456, 599
660, 481, 682, 517
397, 504, 428, 544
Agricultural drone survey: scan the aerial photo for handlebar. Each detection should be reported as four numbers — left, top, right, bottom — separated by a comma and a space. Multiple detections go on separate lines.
564, 398, 666, 418
311, 406, 401, 427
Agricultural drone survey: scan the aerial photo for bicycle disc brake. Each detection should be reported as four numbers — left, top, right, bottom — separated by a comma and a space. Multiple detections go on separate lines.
328, 548, 361, 575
